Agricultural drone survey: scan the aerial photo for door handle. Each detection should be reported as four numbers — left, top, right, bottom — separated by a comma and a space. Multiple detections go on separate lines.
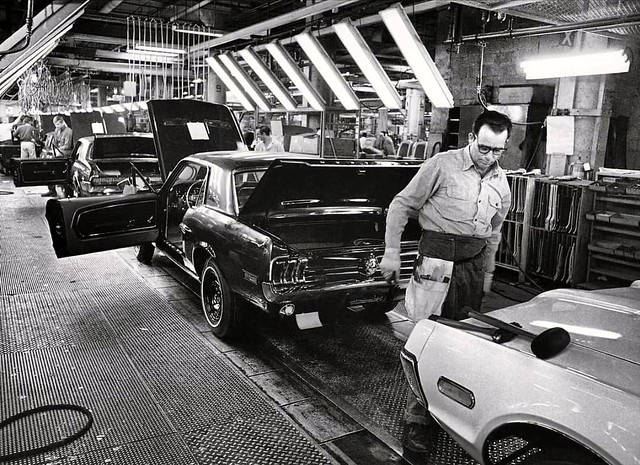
179, 223, 192, 234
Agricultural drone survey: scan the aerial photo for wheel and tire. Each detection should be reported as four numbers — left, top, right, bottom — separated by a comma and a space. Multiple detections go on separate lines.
134, 242, 155, 264
200, 257, 241, 339
521, 447, 606, 465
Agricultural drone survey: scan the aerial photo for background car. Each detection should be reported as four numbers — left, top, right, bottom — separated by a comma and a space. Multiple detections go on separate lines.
42, 100, 423, 340
401, 285, 640, 465
69, 133, 161, 196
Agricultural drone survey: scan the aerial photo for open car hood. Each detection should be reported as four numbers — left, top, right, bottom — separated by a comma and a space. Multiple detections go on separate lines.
239, 159, 421, 215
147, 99, 245, 178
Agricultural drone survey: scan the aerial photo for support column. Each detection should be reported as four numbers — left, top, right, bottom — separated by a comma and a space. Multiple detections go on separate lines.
206, 70, 226, 104
405, 87, 426, 140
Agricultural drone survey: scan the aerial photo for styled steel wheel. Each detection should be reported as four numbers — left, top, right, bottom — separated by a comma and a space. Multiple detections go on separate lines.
134, 242, 154, 264
200, 258, 240, 339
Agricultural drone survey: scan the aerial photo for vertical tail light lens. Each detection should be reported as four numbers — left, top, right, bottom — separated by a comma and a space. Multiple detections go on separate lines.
271, 257, 308, 285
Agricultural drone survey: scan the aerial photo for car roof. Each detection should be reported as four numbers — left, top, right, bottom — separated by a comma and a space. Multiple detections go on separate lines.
186, 151, 423, 171
78, 133, 153, 143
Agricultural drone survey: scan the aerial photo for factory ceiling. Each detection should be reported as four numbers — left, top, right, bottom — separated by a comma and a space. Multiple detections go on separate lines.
0, 0, 638, 103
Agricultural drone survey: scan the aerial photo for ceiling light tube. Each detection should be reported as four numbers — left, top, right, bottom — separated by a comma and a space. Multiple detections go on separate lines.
238, 48, 297, 111
379, 3, 453, 108
520, 49, 630, 79
134, 44, 185, 55
125, 49, 179, 61
295, 31, 359, 110
172, 26, 223, 38
333, 19, 402, 109
265, 41, 325, 111
218, 53, 271, 112
206, 55, 255, 111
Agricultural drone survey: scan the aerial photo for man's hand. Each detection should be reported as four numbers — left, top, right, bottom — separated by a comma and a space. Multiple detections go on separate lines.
483, 271, 494, 294
379, 248, 401, 283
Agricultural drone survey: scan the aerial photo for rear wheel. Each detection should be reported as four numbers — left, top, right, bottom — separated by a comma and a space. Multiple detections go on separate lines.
201, 258, 241, 339
134, 242, 154, 264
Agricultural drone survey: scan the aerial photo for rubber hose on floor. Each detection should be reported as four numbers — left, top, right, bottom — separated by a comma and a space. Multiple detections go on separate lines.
0, 404, 94, 462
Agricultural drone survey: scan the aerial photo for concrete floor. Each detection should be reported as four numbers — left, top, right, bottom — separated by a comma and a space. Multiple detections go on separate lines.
0, 178, 538, 465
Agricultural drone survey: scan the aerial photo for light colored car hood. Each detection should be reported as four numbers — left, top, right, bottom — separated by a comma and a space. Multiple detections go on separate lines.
488, 287, 640, 366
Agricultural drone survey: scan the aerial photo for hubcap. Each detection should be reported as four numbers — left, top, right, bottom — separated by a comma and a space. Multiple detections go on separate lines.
203, 267, 223, 326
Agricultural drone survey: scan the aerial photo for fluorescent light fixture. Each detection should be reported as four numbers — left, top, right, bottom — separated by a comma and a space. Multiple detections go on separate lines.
100, 106, 114, 114
294, 31, 359, 110
520, 49, 631, 79
206, 55, 255, 111
218, 53, 271, 112
238, 48, 297, 111
110, 104, 126, 112
379, 4, 453, 108
265, 41, 325, 111
124, 50, 179, 62
172, 26, 223, 38
134, 44, 185, 55
333, 19, 402, 109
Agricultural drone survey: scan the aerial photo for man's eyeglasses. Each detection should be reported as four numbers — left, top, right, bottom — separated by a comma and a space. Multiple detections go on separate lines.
476, 141, 507, 156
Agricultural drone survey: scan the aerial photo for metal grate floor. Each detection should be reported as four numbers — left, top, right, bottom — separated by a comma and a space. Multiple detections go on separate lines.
0, 186, 332, 465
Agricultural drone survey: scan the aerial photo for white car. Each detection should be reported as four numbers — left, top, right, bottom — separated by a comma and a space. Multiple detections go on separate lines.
401, 286, 640, 465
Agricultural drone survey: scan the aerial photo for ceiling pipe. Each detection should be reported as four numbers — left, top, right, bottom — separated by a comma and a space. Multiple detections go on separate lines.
170, 0, 215, 22
445, 13, 640, 43
190, 0, 363, 52
99, 0, 126, 14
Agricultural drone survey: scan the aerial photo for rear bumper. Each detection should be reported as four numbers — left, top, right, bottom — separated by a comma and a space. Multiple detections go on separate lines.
261, 278, 408, 307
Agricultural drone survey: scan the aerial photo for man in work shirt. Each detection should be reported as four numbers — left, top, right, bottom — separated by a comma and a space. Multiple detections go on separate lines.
380, 110, 512, 460
14, 116, 39, 158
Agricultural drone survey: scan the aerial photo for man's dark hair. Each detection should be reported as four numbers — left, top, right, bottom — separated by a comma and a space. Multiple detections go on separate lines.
259, 125, 271, 136
53, 115, 66, 124
473, 110, 512, 138
23, 116, 33, 124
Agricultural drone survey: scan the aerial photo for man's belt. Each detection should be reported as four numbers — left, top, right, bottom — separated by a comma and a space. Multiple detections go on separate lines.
419, 229, 487, 263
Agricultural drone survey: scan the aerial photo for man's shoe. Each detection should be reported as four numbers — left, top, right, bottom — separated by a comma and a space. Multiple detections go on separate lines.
402, 447, 430, 465
402, 422, 440, 454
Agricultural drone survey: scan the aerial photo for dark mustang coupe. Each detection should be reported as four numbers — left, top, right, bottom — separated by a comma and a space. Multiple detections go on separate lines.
12, 133, 161, 196
68, 133, 161, 196
41, 100, 422, 338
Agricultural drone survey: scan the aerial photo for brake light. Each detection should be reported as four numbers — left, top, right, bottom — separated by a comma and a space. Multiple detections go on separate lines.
271, 257, 308, 285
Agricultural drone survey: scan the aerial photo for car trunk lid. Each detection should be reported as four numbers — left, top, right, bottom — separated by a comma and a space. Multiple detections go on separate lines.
490, 288, 640, 365
147, 99, 245, 179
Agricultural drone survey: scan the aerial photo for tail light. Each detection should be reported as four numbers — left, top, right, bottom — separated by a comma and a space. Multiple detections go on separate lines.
271, 257, 308, 285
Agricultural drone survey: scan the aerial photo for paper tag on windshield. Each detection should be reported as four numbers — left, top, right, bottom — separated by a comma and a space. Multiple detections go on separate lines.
187, 122, 209, 140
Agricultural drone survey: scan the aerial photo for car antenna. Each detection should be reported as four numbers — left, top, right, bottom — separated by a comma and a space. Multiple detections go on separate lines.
468, 309, 570, 360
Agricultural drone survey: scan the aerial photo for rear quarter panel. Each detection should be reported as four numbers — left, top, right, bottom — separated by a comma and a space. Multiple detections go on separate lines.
414, 324, 640, 465
183, 206, 274, 308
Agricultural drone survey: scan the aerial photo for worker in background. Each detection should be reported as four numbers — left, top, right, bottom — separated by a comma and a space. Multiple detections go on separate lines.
254, 125, 284, 152
14, 116, 39, 158
380, 110, 513, 462
41, 115, 73, 197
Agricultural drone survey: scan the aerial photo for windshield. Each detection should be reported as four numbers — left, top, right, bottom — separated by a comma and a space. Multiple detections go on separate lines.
93, 137, 156, 159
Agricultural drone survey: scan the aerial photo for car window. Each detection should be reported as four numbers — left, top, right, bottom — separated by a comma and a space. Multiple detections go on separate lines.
234, 170, 266, 209
92, 137, 156, 159
75, 140, 90, 161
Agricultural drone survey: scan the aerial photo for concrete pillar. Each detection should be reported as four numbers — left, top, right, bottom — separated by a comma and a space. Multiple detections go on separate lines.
554, 32, 614, 169
206, 70, 226, 104
405, 87, 426, 140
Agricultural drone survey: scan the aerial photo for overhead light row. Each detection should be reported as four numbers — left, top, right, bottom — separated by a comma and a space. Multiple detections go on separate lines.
206, 3, 454, 112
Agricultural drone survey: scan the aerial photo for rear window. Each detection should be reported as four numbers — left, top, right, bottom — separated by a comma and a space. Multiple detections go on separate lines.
234, 170, 266, 209
93, 137, 156, 159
